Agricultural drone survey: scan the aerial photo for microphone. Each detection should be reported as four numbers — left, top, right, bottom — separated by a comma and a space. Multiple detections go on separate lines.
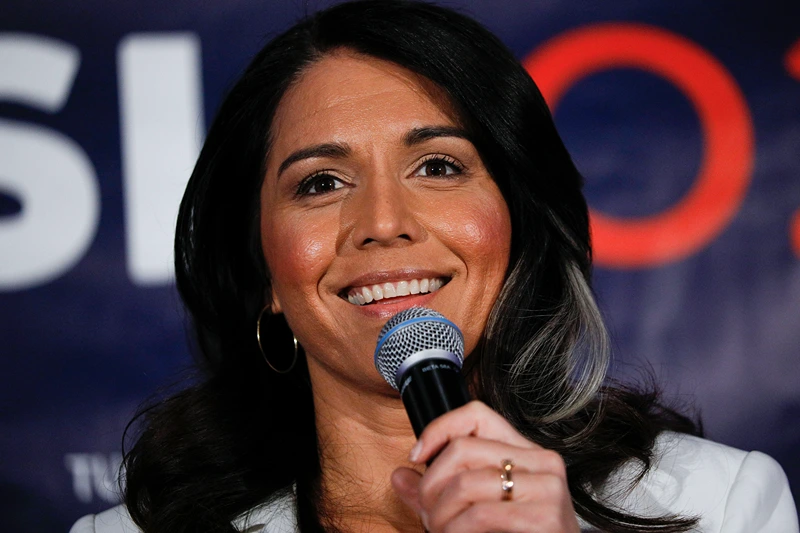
374, 307, 472, 437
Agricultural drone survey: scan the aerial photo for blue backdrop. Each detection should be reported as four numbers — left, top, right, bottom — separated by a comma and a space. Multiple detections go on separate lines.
1, 1, 798, 531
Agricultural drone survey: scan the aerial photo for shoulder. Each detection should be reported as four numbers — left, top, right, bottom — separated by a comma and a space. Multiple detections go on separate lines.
69, 490, 298, 533
606, 432, 799, 533
69, 505, 140, 533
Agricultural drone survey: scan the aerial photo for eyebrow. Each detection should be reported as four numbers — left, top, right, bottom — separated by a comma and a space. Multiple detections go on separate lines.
276, 126, 470, 178
277, 143, 351, 178
404, 126, 470, 145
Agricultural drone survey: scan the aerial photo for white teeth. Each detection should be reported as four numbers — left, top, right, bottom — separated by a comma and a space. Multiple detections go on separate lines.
396, 281, 409, 296
361, 286, 373, 303
409, 279, 420, 294
383, 283, 397, 298
372, 284, 384, 300
419, 278, 429, 293
347, 277, 447, 305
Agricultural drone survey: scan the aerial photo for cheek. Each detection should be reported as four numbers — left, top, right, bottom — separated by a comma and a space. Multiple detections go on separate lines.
262, 213, 333, 305
463, 210, 511, 253
448, 198, 512, 273
439, 194, 511, 355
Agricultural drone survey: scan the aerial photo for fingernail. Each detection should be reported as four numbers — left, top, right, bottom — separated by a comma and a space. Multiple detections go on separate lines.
409, 440, 423, 462
420, 510, 429, 530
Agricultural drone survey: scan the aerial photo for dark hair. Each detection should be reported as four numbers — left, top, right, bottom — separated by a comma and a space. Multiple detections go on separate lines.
123, 1, 701, 532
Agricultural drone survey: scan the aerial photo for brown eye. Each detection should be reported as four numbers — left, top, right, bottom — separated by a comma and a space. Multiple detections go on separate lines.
416, 156, 462, 178
298, 173, 345, 196
425, 161, 449, 176
312, 176, 339, 193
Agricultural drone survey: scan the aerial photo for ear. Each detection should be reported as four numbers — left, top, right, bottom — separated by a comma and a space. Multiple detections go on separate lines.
269, 286, 283, 314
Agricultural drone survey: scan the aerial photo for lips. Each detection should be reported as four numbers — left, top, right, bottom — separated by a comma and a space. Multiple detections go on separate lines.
344, 277, 448, 306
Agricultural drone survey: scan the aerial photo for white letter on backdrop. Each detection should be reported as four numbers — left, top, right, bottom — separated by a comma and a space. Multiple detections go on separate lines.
118, 33, 204, 285
0, 34, 99, 290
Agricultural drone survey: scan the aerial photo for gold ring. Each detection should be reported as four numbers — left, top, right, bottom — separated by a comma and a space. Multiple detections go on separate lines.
500, 459, 514, 501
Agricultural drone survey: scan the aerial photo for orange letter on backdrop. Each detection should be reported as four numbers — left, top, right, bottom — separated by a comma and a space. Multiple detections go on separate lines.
786, 38, 800, 257
524, 23, 754, 268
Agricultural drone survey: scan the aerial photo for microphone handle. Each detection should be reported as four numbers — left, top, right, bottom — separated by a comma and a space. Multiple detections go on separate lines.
399, 358, 471, 438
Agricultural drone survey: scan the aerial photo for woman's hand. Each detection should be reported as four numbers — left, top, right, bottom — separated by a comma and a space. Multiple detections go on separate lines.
391, 401, 580, 533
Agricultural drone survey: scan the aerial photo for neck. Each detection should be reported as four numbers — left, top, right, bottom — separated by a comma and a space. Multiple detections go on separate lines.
307, 360, 424, 533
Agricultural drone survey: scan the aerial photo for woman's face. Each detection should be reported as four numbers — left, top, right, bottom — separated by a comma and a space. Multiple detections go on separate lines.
261, 51, 511, 393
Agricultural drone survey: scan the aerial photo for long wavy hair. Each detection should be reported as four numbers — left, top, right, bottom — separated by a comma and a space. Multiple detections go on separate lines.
122, 1, 700, 532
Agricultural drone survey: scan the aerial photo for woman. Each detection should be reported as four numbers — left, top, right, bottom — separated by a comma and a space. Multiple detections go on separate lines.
72, 1, 797, 532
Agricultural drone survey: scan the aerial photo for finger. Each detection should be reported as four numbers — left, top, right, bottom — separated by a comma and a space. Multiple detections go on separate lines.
410, 401, 537, 464
390, 467, 425, 518
419, 437, 566, 506
440, 500, 580, 533
427, 469, 569, 532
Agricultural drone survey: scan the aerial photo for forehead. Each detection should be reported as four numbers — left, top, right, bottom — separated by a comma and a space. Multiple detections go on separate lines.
269, 51, 459, 154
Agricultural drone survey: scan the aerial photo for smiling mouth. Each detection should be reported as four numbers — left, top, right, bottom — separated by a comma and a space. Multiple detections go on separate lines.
343, 277, 449, 306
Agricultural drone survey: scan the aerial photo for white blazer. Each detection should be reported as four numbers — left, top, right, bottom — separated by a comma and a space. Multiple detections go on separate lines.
70, 433, 799, 533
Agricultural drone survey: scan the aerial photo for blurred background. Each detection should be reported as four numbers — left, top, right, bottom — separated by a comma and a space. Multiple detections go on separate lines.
1, 0, 798, 530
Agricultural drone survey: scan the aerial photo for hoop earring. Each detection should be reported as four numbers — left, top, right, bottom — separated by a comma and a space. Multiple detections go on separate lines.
256, 306, 298, 374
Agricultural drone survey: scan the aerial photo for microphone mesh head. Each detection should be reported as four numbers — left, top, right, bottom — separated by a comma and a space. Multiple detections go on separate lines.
374, 307, 464, 390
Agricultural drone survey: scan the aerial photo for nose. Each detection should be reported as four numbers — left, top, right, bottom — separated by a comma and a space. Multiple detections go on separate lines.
350, 174, 425, 249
